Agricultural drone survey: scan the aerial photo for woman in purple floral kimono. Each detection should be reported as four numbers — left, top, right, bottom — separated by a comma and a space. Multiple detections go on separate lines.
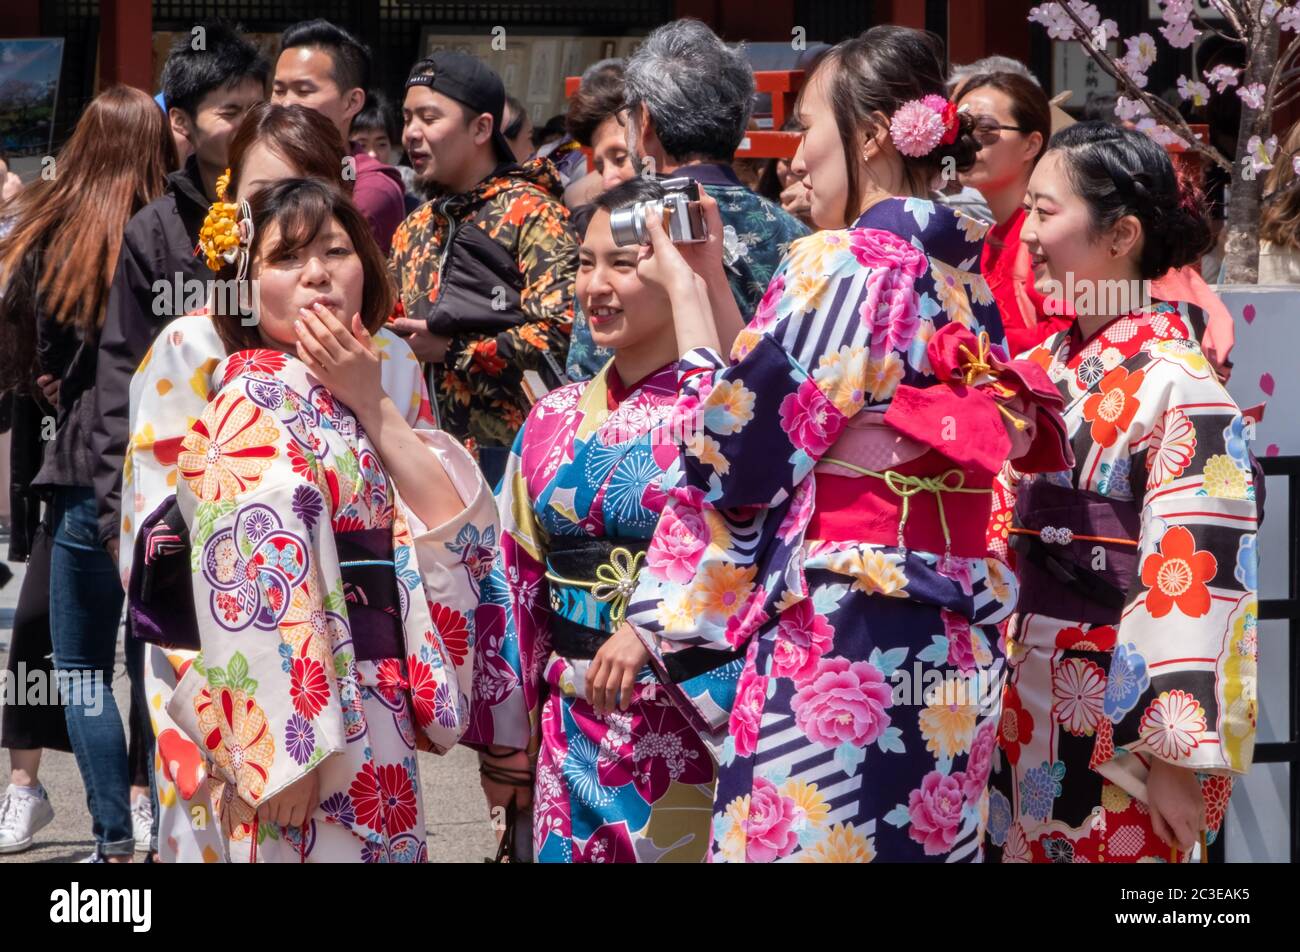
624, 27, 1072, 862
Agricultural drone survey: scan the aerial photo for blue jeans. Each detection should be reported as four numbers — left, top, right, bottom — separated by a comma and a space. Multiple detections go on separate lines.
49, 486, 132, 857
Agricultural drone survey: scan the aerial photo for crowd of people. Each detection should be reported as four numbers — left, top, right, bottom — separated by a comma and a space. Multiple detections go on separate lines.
0, 15, 1261, 864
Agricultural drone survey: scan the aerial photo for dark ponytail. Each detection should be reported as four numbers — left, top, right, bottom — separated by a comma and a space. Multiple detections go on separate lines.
806, 25, 980, 224
1047, 120, 1212, 280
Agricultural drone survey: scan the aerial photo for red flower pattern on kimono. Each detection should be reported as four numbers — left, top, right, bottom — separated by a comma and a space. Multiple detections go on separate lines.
1140, 525, 1217, 619
1081, 366, 1144, 448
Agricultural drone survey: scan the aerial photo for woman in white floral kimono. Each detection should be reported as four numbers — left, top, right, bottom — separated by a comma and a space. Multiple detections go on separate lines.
129, 178, 494, 861
987, 123, 1258, 863
123, 110, 458, 862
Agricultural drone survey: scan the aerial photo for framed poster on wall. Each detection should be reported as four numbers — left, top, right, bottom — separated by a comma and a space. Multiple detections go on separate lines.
0, 38, 64, 157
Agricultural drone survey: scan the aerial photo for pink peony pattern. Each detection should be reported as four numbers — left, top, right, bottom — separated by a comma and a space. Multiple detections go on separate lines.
779, 378, 842, 457
771, 600, 836, 683
645, 505, 709, 584
791, 656, 894, 749
962, 720, 998, 801
730, 667, 770, 758
848, 228, 929, 276
744, 776, 801, 862
908, 769, 966, 855
859, 268, 922, 359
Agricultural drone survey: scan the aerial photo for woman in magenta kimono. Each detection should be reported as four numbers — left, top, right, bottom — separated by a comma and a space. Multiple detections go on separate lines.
986, 122, 1258, 863
623, 26, 1073, 863
464, 178, 716, 863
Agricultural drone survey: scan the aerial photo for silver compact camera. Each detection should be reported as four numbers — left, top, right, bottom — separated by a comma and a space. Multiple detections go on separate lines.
609, 176, 708, 246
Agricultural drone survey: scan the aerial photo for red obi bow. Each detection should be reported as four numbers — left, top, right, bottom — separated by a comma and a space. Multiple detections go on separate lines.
883, 323, 1074, 476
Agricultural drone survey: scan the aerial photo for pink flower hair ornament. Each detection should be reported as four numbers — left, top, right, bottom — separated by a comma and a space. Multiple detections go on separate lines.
889, 95, 963, 159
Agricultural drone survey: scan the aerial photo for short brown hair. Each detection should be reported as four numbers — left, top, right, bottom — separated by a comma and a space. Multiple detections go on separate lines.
565, 61, 625, 147
227, 102, 353, 197
212, 178, 393, 353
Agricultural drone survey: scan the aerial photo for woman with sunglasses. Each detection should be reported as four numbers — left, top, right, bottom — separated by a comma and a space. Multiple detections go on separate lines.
957, 71, 1072, 358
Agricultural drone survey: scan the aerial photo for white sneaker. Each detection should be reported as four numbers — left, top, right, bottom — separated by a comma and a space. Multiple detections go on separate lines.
0, 783, 55, 854
131, 794, 153, 852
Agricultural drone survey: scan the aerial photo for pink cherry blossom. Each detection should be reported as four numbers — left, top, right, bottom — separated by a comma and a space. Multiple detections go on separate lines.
1115, 95, 1149, 122
1205, 64, 1241, 94
1176, 76, 1210, 107
1238, 83, 1267, 110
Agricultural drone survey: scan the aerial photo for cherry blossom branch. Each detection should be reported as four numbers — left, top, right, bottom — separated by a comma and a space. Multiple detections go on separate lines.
1192, 8, 1241, 43
1059, 2, 1232, 172
1266, 19, 1300, 102
1204, 0, 1248, 38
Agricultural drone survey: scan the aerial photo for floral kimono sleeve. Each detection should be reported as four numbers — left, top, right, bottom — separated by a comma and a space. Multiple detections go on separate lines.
631, 231, 942, 634
395, 429, 499, 753
626, 230, 950, 735
671, 239, 900, 511
462, 426, 551, 753
1096, 344, 1258, 785
118, 314, 221, 584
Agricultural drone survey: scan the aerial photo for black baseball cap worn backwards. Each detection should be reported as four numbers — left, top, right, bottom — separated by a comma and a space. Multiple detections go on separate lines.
407, 51, 515, 163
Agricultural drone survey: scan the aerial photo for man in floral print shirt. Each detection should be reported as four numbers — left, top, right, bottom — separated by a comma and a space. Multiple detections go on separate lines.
390, 51, 577, 485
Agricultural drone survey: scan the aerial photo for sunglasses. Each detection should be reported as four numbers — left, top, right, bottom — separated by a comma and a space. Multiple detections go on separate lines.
972, 117, 1028, 145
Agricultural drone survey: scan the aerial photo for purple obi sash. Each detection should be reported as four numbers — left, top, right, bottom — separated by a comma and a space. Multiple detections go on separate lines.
1010, 479, 1141, 627
129, 497, 404, 662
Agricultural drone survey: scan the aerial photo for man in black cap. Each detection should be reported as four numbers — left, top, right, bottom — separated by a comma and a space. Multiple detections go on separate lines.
389, 51, 577, 487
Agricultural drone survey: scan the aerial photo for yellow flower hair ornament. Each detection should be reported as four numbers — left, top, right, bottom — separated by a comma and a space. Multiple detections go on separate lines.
198, 168, 254, 280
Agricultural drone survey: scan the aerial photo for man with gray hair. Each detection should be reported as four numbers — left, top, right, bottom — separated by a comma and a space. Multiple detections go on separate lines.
564, 19, 808, 380
624, 18, 807, 312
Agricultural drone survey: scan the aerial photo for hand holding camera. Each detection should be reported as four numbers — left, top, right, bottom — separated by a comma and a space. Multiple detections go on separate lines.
610, 176, 709, 246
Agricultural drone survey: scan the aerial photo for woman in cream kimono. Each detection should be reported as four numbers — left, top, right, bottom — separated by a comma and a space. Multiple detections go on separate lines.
987, 123, 1258, 863
127, 178, 495, 861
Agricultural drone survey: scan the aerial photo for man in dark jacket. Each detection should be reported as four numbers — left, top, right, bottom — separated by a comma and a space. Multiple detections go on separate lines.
272, 19, 406, 254
390, 52, 577, 487
91, 23, 267, 559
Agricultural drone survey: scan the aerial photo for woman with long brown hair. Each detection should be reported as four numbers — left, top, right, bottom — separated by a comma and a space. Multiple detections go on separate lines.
1258, 117, 1300, 283
0, 84, 176, 862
